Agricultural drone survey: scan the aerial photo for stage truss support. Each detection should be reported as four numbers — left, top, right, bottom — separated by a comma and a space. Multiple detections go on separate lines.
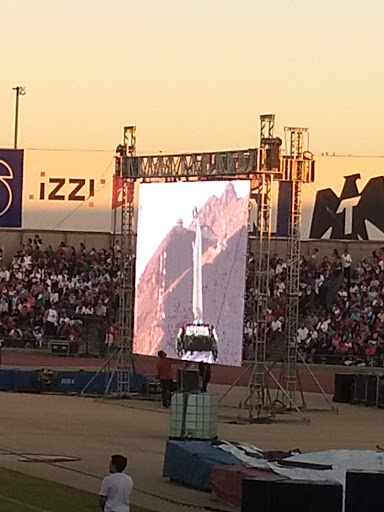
107, 126, 137, 397
238, 115, 277, 421
281, 127, 314, 408
100, 116, 319, 411
112, 126, 137, 248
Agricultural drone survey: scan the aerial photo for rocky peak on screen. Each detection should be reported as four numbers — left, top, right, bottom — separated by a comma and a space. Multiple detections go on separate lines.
134, 184, 248, 365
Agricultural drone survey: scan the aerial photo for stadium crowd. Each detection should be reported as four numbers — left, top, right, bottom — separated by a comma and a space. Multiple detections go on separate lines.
244, 247, 384, 366
0, 236, 119, 348
1, 237, 384, 367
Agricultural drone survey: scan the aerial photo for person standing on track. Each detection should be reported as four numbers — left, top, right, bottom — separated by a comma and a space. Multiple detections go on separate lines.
157, 350, 177, 408
99, 454, 133, 512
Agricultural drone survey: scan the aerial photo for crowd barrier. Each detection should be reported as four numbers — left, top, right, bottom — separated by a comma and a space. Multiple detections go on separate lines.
300, 353, 384, 367
0, 369, 147, 395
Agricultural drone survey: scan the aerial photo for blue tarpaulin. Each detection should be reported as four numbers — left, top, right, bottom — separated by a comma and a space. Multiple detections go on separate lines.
163, 440, 240, 491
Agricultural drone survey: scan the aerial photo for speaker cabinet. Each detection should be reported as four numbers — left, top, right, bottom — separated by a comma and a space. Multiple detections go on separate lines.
352, 374, 367, 404
333, 373, 355, 403
176, 369, 200, 392
377, 376, 384, 408
241, 478, 275, 512
366, 374, 379, 407
345, 470, 384, 512
242, 478, 342, 512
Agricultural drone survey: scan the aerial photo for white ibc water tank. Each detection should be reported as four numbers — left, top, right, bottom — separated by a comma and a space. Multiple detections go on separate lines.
170, 392, 218, 440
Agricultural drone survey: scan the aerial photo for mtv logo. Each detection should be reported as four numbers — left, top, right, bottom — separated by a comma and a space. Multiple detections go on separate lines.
310, 174, 384, 240
248, 181, 291, 238
0, 150, 24, 228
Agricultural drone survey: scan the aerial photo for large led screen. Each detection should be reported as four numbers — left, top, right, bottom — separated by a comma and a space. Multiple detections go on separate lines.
134, 180, 250, 367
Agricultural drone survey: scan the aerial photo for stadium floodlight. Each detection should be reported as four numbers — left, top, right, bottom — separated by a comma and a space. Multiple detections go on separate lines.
12, 86, 26, 149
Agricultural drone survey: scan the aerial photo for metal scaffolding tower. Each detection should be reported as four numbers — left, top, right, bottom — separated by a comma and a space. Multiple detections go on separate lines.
89, 116, 320, 411
112, 126, 137, 248
116, 126, 137, 396
239, 115, 280, 421
282, 127, 314, 407
101, 126, 137, 397
80, 126, 138, 398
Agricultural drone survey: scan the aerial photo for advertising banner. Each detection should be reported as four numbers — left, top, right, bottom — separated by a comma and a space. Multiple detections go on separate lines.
22, 150, 114, 232
1, 149, 382, 241
302, 156, 384, 241
0, 149, 24, 228
249, 156, 384, 241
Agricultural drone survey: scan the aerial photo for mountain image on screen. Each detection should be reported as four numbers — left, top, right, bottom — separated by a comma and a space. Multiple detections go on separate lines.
134, 182, 248, 367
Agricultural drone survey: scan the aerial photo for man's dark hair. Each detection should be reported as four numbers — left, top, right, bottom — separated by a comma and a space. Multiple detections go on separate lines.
158, 350, 165, 357
111, 454, 127, 472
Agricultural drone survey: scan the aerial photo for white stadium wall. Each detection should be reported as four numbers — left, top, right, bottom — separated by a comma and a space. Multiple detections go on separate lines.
22, 149, 115, 232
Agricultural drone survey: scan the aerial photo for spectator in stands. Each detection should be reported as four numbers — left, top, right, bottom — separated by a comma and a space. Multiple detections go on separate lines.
44, 304, 58, 337
341, 249, 352, 281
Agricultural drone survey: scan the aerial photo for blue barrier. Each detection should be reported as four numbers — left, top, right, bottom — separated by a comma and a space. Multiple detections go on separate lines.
0, 369, 40, 391
0, 369, 147, 394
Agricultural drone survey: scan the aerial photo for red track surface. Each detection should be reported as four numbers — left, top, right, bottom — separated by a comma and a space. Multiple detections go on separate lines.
2, 350, 336, 394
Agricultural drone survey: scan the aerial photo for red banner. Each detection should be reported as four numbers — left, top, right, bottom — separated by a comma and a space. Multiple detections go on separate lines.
112, 177, 134, 209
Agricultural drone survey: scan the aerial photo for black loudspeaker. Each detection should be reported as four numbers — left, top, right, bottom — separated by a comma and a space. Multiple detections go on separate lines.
242, 478, 342, 512
271, 480, 342, 512
176, 369, 200, 392
352, 374, 366, 404
345, 470, 384, 512
333, 374, 355, 403
377, 376, 384, 407
241, 478, 275, 512
366, 374, 379, 407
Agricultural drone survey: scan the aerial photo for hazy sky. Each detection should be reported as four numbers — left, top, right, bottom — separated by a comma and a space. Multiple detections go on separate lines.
1, 0, 384, 155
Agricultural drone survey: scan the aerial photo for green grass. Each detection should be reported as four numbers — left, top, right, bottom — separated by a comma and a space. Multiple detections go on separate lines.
0, 467, 153, 512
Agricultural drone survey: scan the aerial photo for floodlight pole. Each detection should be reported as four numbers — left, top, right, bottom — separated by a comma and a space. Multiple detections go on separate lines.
13, 86, 26, 149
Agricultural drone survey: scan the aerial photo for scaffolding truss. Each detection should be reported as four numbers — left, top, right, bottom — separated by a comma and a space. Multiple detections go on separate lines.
238, 115, 277, 421
102, 115, 323, 418
282, 127, 313, 406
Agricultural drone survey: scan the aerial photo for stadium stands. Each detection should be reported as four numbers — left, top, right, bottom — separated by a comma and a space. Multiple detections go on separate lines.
243, 248, 384, 367
1, 239, 384, 367
0, 238, 120, 350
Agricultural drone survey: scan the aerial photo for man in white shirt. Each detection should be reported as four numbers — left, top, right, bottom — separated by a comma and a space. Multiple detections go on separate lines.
99, 454, 133, 512
297, 324, 309, 346
341, 249, 352, 281
44, 304, 58, 337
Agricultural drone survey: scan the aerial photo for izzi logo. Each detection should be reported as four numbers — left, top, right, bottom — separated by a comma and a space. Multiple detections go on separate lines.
38, 174, 102, 202
0, 150, 24, 228
310, 174, 384, 240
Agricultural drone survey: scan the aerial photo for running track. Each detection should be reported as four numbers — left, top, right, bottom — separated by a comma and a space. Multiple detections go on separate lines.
1, 350, 338, 394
